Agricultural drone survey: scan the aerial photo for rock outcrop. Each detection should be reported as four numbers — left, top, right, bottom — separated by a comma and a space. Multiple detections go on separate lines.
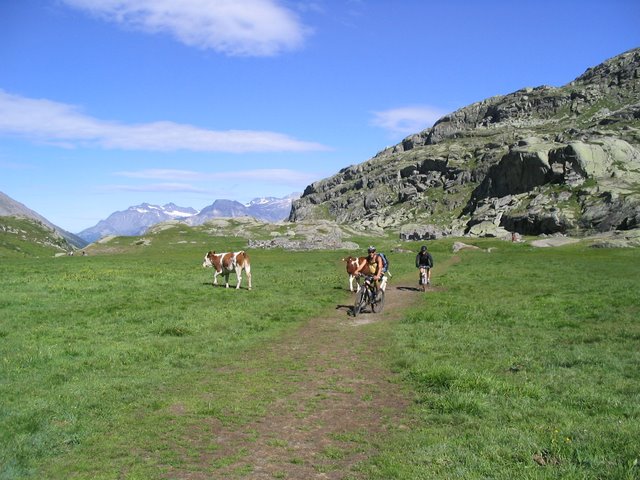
290, 48, 640, 238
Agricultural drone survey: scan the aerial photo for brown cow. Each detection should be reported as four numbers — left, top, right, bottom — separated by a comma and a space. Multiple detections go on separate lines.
203, 250, 252, 290
342, 256, 367, 292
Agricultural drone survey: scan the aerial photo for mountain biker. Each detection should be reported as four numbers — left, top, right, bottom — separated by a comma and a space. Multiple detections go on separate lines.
415, 245, 433, 289
355, 245, 385, 298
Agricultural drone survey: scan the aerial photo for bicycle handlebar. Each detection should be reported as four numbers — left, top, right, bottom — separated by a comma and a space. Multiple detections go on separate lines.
356, 273, 376, 279
355, 271, 385, 277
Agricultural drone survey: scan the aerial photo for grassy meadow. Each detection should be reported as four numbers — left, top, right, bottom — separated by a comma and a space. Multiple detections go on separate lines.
0, 225, 639, 479
365, 241, 640, 479
0, 227, 353, 478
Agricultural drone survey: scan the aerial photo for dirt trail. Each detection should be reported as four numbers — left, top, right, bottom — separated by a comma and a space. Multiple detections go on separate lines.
168, 275, 441, 479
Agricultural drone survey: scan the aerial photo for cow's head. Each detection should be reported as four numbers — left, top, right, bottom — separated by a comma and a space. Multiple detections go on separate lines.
202, 251, 216, 268
342, 256, 361, 274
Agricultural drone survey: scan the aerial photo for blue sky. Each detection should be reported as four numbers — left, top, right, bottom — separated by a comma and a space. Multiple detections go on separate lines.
1, 0, 639, 233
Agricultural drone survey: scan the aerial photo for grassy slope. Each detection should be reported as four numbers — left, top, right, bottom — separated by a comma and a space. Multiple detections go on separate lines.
364, 240, 640, 479
0, 217, 70, 258
0, 229, 638, 479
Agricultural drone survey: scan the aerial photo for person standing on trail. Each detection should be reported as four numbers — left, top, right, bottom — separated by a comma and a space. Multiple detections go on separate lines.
415, 245, 433, 290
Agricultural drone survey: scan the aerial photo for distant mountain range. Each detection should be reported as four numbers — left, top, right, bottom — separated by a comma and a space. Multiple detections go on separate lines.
75, 203, 197, 243
1, 191, 299, 247
186, 196, 299, 226
76, 194, 299, 243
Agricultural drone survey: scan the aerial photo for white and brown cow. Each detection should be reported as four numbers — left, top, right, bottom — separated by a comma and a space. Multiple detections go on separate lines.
203, 250, 252, 290
342, 256, 367, 292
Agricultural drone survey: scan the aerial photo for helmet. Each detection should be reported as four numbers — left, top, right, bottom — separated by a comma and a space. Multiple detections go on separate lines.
367, 246, 376, 253
420, 245, 427, 252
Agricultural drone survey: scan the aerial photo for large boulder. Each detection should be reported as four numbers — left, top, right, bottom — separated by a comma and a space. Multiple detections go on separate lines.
580, 192, 640, 231
549, 138, 640, 186
472, 143, 554, 200
467, 221, 511, 239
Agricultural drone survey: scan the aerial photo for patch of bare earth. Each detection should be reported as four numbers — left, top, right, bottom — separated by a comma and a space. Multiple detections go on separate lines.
163, 279, 433, 479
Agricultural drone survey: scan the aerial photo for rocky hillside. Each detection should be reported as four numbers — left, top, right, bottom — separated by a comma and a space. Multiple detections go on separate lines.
290, 48, 640, 239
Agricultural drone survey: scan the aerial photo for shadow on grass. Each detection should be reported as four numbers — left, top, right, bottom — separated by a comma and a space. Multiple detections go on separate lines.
201, 282, 251, 290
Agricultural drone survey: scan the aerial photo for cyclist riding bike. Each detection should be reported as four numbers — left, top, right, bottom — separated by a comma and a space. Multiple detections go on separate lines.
416, 245, 433, 289
355, 246, 386, 299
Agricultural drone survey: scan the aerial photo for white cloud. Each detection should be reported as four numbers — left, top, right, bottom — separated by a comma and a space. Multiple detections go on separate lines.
0, 90, 328, 153
371, 106, 447, 136
61, 0, 310, 56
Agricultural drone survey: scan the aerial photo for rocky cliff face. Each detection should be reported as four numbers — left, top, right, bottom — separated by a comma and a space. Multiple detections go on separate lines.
290, 48, 640, 239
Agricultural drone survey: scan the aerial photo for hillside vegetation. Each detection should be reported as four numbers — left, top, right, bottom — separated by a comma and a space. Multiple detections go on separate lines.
1, 224, 638, 479
0, 192, 87, 249
0, 217, 76, 257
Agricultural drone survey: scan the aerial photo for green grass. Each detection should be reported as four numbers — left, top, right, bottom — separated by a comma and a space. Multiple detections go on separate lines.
0, 217, 71, 258
0, 241, 346, 479
1, 233, 639, 479
362, 241, 640, 479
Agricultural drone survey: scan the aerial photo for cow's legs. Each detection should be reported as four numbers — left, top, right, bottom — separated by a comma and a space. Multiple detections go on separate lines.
235, 266, 242, 289
349, 274, 361, 293
224, 273, 230, 288
236, 266, 251, 290
213, 271, 219, 286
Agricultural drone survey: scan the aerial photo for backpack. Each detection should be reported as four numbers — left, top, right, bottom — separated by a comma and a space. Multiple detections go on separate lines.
417, 251, 433, 268
378, 252, 389, 273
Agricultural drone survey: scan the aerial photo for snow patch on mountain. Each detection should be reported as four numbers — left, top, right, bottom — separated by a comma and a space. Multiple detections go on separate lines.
77, 194, 300, 242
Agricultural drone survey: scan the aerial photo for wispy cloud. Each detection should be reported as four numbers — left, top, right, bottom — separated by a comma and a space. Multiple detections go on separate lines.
104, 168, 318, 196
115, 168, 318, 185
371, 106, 447, 136
61, 0, 311, 56
0, 90, 328, 153
101, 183, 209, 193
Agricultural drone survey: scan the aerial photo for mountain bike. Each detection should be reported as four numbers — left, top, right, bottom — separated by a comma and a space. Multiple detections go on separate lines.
353, 275, 385, 316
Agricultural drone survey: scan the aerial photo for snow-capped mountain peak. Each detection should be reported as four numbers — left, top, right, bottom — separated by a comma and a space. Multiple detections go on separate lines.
77, 195, 299, 242
77, 203, 197, 243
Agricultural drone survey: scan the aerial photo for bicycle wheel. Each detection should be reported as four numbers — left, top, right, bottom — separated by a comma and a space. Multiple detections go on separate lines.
353, 289, 365, 316
372, 290, 385, 313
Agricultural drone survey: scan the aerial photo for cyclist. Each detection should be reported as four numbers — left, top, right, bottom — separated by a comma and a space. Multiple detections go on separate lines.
415, 245, 433, 290
355, 245, 385, 298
